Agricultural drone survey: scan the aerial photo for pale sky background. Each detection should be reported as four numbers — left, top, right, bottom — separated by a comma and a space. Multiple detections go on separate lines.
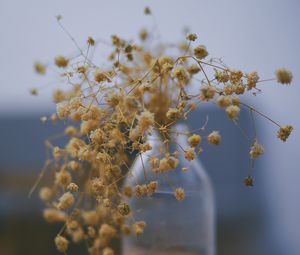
0, 0, 299, 254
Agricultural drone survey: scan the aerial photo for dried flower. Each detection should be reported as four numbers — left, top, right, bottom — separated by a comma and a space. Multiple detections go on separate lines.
225, 105, 240, 120
39, 187, 52, 201
32, 13, 294, 254
99, 224, 117, 240
87, 36, 95, 46
103, 247, 114, 255
137, 110, 154, 133
207, 131, 221, 145
159, 156, 179, 172
166, 108, 181, 120
144, 6, 151, 15
123, 186, 133, 198
250, 141, 264, 159
173, 67, 189, 83
55, 235, 69, 253
67, 182, 79, 192
184, 148, 195, 161
276, 68, 293, 84
132, 221, 146, 236
174, 188, 185, 201
55, 170, 72, 187
117, 203, 131, 216
53, 146, 63, 159
188, 134, 202, 147
94, 69, 111, 83
199, 86, 216, 101
277, 125, 293, 142
34, 62, 46, 75
147, 181, 158, 194
244, 176, 254, 187
57, 192, 75, 210
43, 208, 67, 223
30, 88, 38, 95
186, 33, 197, 41
217, 95, 231, 108
194, 45, 208, 59
247, 71, 259, 89
55, 56, 69, 68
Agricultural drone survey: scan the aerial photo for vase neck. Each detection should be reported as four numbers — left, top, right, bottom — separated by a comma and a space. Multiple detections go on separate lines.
147, 122, 190, 154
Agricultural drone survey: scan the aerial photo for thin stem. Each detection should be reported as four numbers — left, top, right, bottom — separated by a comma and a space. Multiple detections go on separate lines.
240, 102, 281, 127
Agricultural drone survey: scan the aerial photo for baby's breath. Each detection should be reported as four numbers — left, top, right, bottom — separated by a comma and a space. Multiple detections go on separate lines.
31, 9, 294, 254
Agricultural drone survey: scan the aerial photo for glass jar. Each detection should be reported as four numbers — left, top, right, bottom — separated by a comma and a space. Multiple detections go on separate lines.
123, 123, 215, 255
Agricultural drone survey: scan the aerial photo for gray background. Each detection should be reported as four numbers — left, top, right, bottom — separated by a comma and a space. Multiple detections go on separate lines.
0, 0, 299, 254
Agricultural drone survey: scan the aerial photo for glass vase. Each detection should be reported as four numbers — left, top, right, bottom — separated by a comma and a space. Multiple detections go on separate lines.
122, 123, 215, 255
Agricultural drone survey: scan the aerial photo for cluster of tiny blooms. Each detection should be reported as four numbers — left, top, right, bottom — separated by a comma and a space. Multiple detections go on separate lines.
30, 7, 293, 255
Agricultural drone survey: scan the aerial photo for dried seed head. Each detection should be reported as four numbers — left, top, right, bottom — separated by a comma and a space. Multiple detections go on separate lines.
137, 110, 154, 133
67, 182, 79, 192
64, 126, 77, 136
103, 247, 114, 255
139, 28, 148, 41
121, 224, 131, 235
39, 187, 52, 201
99, 224, 117, 240
56, 101, 70, 120
90, 178, 105, 195
52, 89, 65, 103
144, 6, 151, 15
188, 134, 202, 147
147, 181, 158, 194
229, 70, 243, 84
186, 33, 198, 41
94, 69, 111, 83
173, 67, 189, 84
215, 70, 229, 83
207, 131, 221, 145
87, 36, 95, 46
159, 156, 179, 172
135, 185, 146, 197
54, 56, 69, 68
223, 85, 235, 95
55, 170, 72, 187
57, 192, 75, 210
55, 235, 69, 253
231, 96, 240, 106
43, 208, 67, 223
166, 108, 181, 120
277, 125, 293, 142
53, 146, 63, 159
132, 221, 146, 236
247, 71, 259, 89
87, 226, 96, 238
186, 64, 201, 75
244, 176, 254, 187
225, 105, 240, 120
276, 68, 293, 84
117, 202, 131, 216
250, 141, 264, 159
123, 186, 133, 198
199, 86, 216, 101
174, 187, 185, 201
194, 45, 208, 59
30, 88, 38, 96
217, 95, 231, 108
34, 62, 46, 75
184, 148, 195, 161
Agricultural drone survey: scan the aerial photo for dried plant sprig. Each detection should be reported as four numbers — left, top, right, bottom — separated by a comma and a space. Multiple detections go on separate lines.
30, 10, 294, 254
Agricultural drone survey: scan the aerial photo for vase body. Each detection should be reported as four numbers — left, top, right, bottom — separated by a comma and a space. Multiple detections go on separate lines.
122, 123, 215, 255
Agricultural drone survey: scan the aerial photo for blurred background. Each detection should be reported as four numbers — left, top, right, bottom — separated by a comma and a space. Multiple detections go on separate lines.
0, 0, 299, 254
